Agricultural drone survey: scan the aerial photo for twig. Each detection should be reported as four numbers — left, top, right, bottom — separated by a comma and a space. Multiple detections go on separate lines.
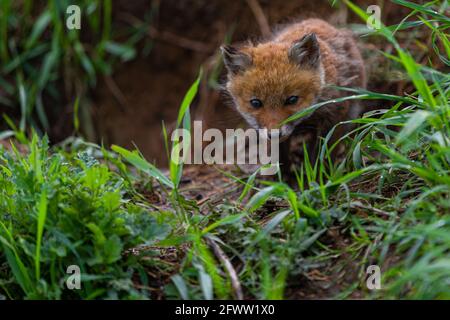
349, 201, 393, 217
119, 13, 211, 53
197, 196, 210, 206
207, 238, 243, 300
148, 26, 211, 53
246, 0, 271, 38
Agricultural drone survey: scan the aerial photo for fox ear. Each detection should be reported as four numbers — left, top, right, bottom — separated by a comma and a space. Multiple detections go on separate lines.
221, 45, 252, 75
288, 33, 320, 68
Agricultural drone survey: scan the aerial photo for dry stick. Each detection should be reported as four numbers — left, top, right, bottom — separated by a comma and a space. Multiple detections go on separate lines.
358, 233, 383, 280
119, 13, 211, 53
246, 0, 271, 38
207, 238, 244, 300
349, 201, 393, 217
148, 26, 211, 53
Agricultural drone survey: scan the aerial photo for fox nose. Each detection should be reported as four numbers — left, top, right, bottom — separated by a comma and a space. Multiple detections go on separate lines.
280, 124, 294, 137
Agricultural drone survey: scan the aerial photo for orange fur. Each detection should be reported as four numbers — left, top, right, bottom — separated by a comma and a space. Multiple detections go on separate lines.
222, 18, 366, 170
224, 18, 365, 130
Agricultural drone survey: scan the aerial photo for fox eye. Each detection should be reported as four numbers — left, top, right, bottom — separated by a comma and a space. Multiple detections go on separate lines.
285, 96, 299, 105
250, 98, 263, 108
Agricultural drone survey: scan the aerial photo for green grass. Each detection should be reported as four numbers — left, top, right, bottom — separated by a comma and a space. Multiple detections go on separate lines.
0, 0, 449, 299
0, 136, 174, 299
0, 0, 153, 138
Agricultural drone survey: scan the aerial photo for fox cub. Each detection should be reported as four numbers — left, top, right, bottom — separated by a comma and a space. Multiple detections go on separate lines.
221, 18, 366, 172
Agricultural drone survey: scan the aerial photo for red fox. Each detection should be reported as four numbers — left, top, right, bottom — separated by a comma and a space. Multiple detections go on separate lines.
221, 18, 366, 172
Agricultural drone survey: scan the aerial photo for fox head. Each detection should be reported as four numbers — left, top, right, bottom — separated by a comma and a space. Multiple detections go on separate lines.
221, 33, 324, 140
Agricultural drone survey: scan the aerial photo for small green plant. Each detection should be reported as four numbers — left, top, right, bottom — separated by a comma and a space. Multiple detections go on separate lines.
0, 136, 170, 299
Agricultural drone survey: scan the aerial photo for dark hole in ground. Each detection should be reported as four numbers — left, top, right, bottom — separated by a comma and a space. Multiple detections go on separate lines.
91, 0, 418, 166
